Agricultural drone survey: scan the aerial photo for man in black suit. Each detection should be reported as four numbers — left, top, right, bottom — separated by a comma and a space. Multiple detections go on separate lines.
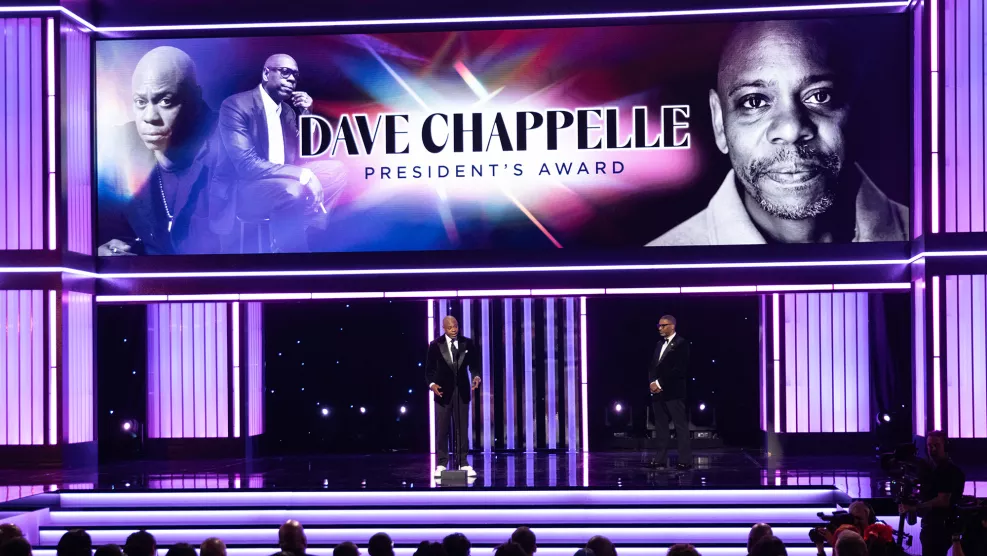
648, 314, 692, 469
211, 54, 344, 253
425, 315, 481, 478
98, 46, 220, 256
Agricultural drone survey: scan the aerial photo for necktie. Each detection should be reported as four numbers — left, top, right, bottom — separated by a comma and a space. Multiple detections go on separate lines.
451, 340, 459, 363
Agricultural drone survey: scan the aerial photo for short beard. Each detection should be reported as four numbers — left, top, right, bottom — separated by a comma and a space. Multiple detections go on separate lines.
737, 146, 842, 220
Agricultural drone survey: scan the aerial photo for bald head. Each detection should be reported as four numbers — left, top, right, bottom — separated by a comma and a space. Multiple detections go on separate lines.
709, 19, 851, 225
131, 46, 201, 157
279, 520, 307, 556
262, 53, 299, 103
442, 316, 459, 339
200, 538, 226, 556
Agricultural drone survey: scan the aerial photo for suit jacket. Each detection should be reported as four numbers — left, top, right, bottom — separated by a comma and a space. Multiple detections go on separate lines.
648, 335, 690, 401
424, 335, 480, 405
98, 111, 220, 255
209, 86, 308, 235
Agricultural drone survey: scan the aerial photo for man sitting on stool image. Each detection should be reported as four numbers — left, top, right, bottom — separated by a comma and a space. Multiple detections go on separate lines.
648, 315, 693, 470
425, 316, 481, 478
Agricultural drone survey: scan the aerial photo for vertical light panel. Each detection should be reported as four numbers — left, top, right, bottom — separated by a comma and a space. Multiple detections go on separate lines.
0, 290, 45, 445
462, 299, 473, 451
565, 297, 578, 451
545, 299, 557, 449
246, 302, 263, 437
503, 299, 515, 450
523, 298, 534, 452
759, 296, 767, 431
0, 18, 43, 250
912, 0, 924, 238
48, 289, 57, 444
580, 296, 588, 452
929, 0, 940, 233
480, 299, 491, 453
932, 276, 942, 430
941, 0, 987, 232
776, 293, 870, 433
231, 301, 240, 439
941, 275, 987, 438
45, 18, 56, 249
914, 280, 927, 436
65, 291, 93, 443
63, 22, 90, 254
427, 300, 435, 454
772, 294, 781, 433
147, 302, 232, 439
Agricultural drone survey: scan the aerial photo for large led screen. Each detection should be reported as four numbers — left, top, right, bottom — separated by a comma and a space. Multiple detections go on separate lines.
95, 16, 910, 256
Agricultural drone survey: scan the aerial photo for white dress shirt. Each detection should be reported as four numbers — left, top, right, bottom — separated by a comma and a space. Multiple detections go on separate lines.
652, 333, 676, 390
259, 84, 285, 165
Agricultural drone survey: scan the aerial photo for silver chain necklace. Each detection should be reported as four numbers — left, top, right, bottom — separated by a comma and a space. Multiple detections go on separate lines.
156, 168, 174, 232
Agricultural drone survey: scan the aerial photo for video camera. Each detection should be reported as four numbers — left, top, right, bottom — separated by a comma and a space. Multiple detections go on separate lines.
808, 510, 857, 544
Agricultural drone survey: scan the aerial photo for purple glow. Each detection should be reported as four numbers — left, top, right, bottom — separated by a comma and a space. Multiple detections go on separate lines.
66, 292, 94, 443
783, 295, 796, 431
64, 22, 92, 254
247, 302, 263, 437
387, 290, 457, 298
913, 280, 927, 436
808, 294, 821, 432
833, 295, 846, 432
684, 286, 758, 293
532, 288, 605, 296
504, 299, 515, 450
427, 300, 435, 455
48, 290, 57, 445
232, 302, 240, 438
34, 548, 826, 556
580, 297, 588, 451
481, 299, 492, 452
523, 298, 534, 452
97, 295, 169, 303
946, 276, 959, 436
974, 277, 986, 437
239, 293, 311, 301
459, 289, 530, 297
169, 294, 240, 302
565, 297, 578, 452
605, 287, 680, 294
932, 276, 942, 430
311, 292, 384, 299
546, 299, 557, 449
46, 18, 55, 250
758, 284, 833, 292
462, 299, 473, 451
772, 294, 781, 433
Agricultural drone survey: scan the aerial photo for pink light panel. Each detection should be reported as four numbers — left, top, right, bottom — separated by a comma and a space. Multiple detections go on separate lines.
65, 291, 93, 443
778, 292, 870, 433
942, 275, 987, 437
0, 18, 44, 250
0, 290, 44, 445
246, 302, 263, 437
63, 21, 91, 254
147, 303, 231, 439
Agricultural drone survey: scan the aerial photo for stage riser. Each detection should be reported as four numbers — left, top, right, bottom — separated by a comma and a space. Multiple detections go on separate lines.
45, 507, 839, 526
33, 548, 827, 556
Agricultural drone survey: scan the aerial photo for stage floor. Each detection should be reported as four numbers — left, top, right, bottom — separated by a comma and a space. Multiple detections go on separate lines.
0, 449, 945, 500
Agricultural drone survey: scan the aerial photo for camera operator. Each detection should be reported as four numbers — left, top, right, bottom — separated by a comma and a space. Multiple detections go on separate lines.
812, 501, 878, 554
898, 431, 966, 556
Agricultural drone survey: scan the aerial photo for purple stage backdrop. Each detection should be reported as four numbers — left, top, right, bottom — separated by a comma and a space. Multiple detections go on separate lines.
95, 15, 910, 256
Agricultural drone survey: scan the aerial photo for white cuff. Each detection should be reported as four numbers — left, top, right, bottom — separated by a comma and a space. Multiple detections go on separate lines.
429, 382, 436, 388
652, 380, 661, 388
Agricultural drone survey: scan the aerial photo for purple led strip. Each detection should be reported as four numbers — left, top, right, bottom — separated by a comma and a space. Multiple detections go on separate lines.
929, 0, 940, 232
462, 299, 473, 452
565, 297, 578, 452
427, 300, 435, 455
932, 276, 942, 430
523, 298, 534, 452
46, 18, 55, 250
232, 302, 241, 438
504, 300, 515, 450
580, 297, 588, 452
48, 290, 57, 444
480, 299, 491, 453
546, 299, 557, 449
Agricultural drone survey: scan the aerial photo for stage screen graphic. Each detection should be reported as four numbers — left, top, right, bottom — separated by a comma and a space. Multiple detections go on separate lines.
95, 16, 910, 256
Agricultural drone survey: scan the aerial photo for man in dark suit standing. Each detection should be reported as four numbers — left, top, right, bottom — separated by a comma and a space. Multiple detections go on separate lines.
648, 314, 692, 470
211, 54, 343, 253
425, 316, 481, 478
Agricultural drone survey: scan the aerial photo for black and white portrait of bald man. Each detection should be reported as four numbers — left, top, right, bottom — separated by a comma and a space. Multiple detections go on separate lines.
98, 45, 220, 256
649, 20, 908, 246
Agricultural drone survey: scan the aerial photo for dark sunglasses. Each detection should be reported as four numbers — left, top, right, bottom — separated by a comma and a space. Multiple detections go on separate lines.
267, 66, 300, 79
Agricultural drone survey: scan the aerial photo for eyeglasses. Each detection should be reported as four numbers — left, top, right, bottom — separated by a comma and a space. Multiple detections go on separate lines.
657, 323, 672, 328
267, 66, 300, 79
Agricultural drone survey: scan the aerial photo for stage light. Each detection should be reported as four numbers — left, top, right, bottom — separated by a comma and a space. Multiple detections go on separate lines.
614, 402, 623, 413
400, 406, 407, 414
699, 403, 707, 411
360, 407, 367, 414
321, 408, 329, 416
121, 419, 137, 432
876, 412, 892, 424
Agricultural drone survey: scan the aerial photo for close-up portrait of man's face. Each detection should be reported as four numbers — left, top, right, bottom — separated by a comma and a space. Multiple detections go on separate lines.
131, 46, 198, 153
710, 20, 851, 220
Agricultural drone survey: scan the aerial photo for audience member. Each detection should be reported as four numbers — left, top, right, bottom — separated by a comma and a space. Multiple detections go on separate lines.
667, 544, 701, 556
94, 545, 123, 556
492, 543, 526, 556
442, 534, 471, 556
279, 520, 307, 556
747, 524, 773, 556
124, 531, 157, 556
510, 527, 536, 556
834, 531, 868, 556
0, 538, 33, 556
586, 536, 616, 556
368, 533, 394, 556
58, 530, 93, 556
200, 538, 227, 556
333, 542, 360, 556
751, 535, 788, 556
412, 541, 446, 556
572, 550, 595, 556
165, 544, 196, 556
0, 526, 23, 545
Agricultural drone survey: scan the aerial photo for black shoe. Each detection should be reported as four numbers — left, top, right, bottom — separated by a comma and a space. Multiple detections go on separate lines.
675, 463, 693, 471
647, 459, 667, 469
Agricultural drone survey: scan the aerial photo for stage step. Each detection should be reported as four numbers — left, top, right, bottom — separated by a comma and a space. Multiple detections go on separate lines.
23, 489, 846, 554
